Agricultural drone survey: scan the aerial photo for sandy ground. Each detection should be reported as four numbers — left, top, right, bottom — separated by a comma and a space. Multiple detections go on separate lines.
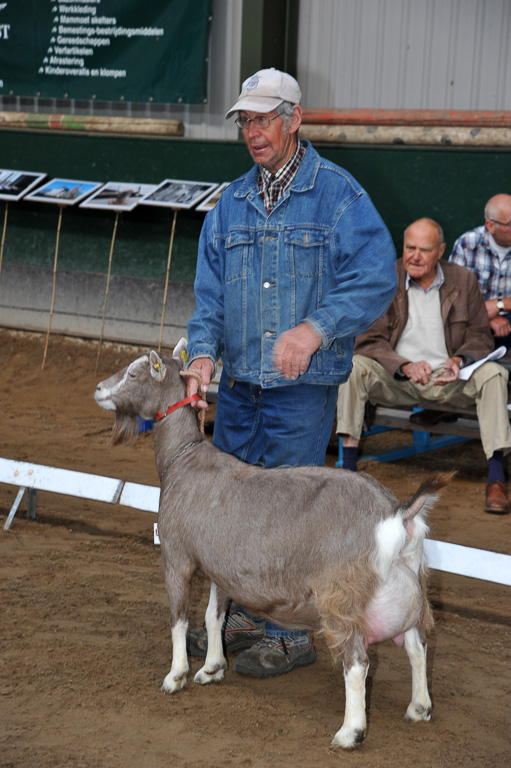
0, 329, 510, 768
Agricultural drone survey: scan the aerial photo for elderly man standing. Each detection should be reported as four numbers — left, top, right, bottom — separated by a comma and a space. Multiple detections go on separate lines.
337, 218, 511, 514
184, 68, 397, 678
450, 193, 511, 353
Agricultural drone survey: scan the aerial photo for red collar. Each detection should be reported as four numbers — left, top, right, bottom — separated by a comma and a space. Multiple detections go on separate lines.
155, 393, 200, 421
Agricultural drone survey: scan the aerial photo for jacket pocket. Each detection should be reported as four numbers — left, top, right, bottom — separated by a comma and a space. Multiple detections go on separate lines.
224, 230, 255, 283
284, 229, 327, 278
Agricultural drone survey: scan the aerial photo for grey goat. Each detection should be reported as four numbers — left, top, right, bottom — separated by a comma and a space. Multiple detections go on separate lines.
95, 349, 450, 749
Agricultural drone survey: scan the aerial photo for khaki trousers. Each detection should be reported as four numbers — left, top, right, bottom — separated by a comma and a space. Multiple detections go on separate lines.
337, 355, 511, 460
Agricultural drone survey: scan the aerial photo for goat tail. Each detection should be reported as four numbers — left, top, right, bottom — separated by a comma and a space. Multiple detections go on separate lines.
400, 470, 456, 523
111, 412, 140, 445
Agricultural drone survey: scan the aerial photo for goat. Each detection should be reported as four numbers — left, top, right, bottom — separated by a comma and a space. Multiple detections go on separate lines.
94, 349, 451, 749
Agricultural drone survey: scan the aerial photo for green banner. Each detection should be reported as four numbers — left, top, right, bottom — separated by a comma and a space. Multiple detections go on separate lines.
0, 0, 212, 103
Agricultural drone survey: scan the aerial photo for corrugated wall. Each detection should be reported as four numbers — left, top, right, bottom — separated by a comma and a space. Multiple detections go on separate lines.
1, 1, 509, 137
297, 0, 511, 110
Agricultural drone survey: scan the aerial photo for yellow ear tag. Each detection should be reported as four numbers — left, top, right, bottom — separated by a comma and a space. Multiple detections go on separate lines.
181, 349, 189, 363
154, 362, 160, 369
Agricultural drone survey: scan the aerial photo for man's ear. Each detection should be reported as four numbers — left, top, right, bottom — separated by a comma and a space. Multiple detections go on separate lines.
289, 104, 303, 134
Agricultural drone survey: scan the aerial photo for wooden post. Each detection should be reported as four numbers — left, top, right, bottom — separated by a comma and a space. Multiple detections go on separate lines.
42, 205, 64, 370
95, 211, 120, 374
0, 202, 8, 278
158, 208, 178, 353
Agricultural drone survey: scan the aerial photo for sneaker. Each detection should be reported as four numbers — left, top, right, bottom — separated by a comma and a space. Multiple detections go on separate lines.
186, 604, 265, 658
233, 633, 316, 678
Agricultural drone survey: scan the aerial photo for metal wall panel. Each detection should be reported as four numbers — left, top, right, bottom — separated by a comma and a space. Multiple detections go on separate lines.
297, 0, 511, 110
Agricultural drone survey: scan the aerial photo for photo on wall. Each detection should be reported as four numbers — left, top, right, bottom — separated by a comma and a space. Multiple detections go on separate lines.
79, 182, 158, 212
195, 182, 230, 212
0, 169, 48, 201
139, 179, 218, 209
25, 178, 102, 206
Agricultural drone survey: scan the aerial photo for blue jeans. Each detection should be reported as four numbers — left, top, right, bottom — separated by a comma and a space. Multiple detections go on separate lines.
212, 370, 337, 637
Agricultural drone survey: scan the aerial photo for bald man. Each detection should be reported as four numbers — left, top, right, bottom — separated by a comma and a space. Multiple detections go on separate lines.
337, 218, 511, 514
450, 194, 511, 351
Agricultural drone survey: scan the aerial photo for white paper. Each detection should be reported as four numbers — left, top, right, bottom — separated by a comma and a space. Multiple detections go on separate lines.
458, 346, 507, 380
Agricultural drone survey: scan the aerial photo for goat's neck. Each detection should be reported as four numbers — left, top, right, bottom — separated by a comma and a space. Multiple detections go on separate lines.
152, 404, 203, 478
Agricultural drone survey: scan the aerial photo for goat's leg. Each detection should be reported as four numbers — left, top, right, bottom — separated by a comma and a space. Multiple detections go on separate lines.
331, 636, 369, 749
161, 567, 192, 694
194, 582, 229, 686
161, 618, 189, 693
404, 626, 432, 722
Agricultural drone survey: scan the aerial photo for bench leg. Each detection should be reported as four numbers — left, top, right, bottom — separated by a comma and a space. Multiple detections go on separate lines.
3, 487, 27, 531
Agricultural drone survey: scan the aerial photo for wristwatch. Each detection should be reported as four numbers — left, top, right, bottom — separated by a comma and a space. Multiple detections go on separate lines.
497, 298, 505, 313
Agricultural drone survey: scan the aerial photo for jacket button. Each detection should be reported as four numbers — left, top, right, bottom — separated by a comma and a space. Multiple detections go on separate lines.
263, 281, 270, 288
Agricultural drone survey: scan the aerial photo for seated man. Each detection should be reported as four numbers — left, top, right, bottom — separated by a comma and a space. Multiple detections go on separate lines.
337, 217, 511, 514
449, 193, 511, 353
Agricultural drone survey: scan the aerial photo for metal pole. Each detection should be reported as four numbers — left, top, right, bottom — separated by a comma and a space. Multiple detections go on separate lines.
95, 210, 120, 374
42, 204, 64, 370
158, 208, 178, 353
0, 201, 8, 277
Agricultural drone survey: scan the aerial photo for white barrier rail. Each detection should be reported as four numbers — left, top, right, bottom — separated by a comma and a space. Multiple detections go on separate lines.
1, 457, 510, 586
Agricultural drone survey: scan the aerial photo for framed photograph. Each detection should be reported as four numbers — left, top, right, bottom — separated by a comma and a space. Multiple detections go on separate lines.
0, 169, 47, 201
195, 182, 230, 212
79, 182, 157, 212
139, 179, 219, 210
24, 178, 102, 206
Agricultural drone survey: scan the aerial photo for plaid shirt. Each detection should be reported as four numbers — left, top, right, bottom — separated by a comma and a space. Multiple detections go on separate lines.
449, 225, 511, 300
258, 139, 306, 213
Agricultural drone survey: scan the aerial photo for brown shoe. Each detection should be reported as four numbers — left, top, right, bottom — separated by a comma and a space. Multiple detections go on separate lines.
485, 481, 511, 514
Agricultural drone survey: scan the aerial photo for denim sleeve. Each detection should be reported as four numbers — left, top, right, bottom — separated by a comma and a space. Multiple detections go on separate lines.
186, 210, 225, 365
304, 192, 397, 348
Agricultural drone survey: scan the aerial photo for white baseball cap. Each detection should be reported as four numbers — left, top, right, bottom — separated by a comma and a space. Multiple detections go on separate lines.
225, 68, 302, 119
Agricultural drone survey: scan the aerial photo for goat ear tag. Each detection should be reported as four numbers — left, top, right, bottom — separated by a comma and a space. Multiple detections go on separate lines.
173, 337, 188, 361
149, 351, 166, 380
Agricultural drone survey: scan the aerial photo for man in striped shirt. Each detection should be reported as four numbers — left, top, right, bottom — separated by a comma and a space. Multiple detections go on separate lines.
449, 194, 511, 353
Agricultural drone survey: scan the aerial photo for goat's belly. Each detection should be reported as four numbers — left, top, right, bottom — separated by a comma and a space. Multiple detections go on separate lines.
363, 565, 422, 646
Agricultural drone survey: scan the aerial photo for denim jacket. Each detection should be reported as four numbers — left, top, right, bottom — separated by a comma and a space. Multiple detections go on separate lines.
187, 140, 397, 387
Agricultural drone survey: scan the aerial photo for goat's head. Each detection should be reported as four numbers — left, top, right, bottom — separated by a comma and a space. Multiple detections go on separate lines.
94, 350, 186, 444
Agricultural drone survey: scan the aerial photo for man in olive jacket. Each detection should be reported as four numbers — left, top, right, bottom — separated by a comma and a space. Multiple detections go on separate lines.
337, 218, 511, 513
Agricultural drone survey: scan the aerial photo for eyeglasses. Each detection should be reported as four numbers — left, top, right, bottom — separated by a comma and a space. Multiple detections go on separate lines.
235, 112, 282, 131
489, 218, 511, 229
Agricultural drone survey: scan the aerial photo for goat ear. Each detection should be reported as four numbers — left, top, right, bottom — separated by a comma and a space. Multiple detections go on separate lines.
173, 337, 189, 362
149, 350, 166, 381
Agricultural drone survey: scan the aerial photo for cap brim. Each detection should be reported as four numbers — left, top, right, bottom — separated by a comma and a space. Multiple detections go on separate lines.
225, 96, 283, 120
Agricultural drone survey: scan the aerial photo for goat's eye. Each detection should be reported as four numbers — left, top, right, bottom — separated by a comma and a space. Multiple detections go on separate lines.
128, 372, 137, 379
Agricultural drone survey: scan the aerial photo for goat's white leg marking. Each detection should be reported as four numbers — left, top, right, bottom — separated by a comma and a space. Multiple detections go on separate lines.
194, 583, 227, 685
161, 618, 189, 693
404, 627, 432, 721
331, 660, 368, 748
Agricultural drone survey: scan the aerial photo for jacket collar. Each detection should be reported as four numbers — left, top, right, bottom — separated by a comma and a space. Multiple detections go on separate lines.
234, 139, 320, 201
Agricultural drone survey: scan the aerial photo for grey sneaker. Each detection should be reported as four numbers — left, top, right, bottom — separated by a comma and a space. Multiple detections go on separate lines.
233, 632, 316, 678
186, 605, 265, 658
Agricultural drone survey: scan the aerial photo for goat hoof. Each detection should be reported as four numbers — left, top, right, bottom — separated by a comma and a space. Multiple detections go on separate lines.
161, 671, 188, 694
405, 702, 432, 722
331, 724, 366, 749
194, 663, 226, 686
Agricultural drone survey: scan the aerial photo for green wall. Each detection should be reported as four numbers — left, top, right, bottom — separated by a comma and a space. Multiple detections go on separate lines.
1, 128, 510, 283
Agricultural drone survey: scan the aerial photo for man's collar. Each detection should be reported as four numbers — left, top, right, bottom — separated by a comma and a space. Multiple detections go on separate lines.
405, 262, 445, 292
258, 139, 302, 187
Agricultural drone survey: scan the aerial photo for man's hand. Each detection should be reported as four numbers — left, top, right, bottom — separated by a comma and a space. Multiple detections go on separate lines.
490, 315, 511, 337
185, 357, 214, 410
273, 323, 322, 380
429, 357, 461, 386
400, 360, 432, 386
